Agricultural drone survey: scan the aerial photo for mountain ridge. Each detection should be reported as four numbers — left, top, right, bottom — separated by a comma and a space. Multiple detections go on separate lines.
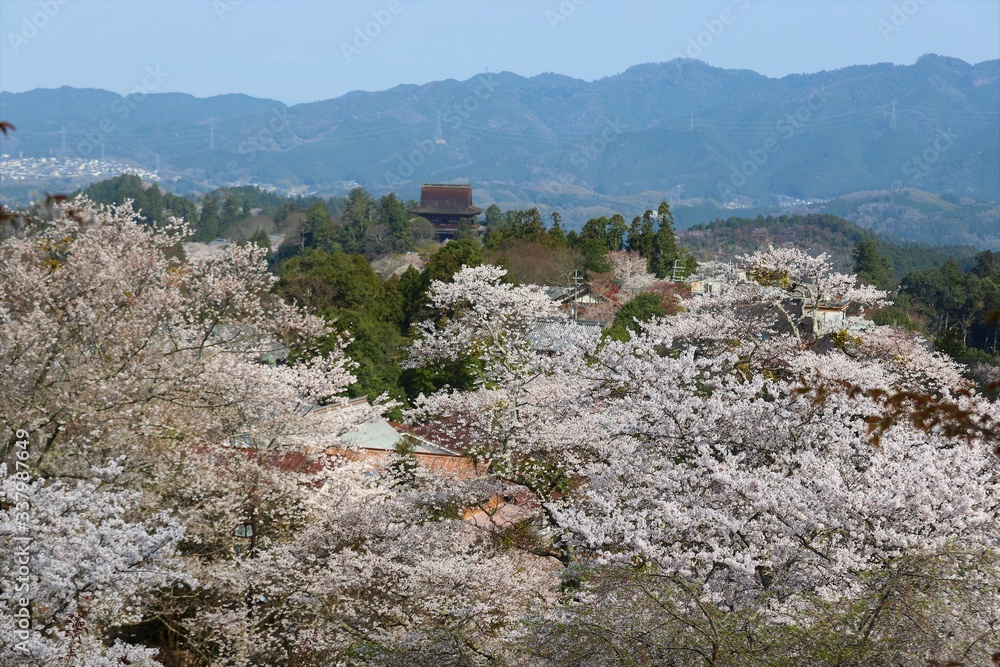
2, 55, 998, 238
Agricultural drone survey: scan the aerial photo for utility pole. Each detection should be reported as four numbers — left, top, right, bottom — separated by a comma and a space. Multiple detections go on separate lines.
571, 270, 583, 320
434, 110, 444, 144
209, 120, 216, 150
890, 99, 896, 131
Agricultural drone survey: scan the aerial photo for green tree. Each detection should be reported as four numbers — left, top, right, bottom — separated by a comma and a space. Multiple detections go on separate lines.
304, 201, 339, 253
379, 192, 411, 251
853, 241, 895, 290
424, 238, 484, 284
219, 194, 243, 230
972, 250, 1000, 281
627, 213, 654, 257
275, 248, 406, 404
604, 292, 668, 342
576, 216, 612, 274
341, 187, 374, 254
607, 214, 628, 252
394, 265, 425, 333
548, 212, 568, 247
650, 202, 681, 279
484, 203, 503, 229
453, 218, 478, 242
197, 195, 220, 241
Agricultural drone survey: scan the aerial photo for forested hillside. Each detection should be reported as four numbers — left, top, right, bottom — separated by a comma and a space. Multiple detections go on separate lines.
820, 188, 1000, 250
3, 55, 997, 212
681, 213, 981, 275
53, 175, 1000, 368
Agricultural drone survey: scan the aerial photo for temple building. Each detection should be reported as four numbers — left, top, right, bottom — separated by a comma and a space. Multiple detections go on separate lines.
407, 183, 483, 238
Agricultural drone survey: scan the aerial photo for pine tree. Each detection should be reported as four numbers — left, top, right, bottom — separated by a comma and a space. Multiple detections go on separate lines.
650, 201, 680, 279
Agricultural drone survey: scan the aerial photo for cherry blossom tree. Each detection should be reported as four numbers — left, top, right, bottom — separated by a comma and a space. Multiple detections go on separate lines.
5, 200, 998, 666
181, 462, 557, 666
1, 201, 552, 666
608, 251, 655, 295
0, 197, 358, 481
544, 320, 999, 664
738, 245, 889, 338
0, 197, 370, 663
405, 257, 1000, 666
405, 266, 603, 566
0, 461, 188, 667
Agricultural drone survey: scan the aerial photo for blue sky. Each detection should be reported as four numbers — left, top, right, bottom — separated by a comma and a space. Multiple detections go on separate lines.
1, 0, 998, 104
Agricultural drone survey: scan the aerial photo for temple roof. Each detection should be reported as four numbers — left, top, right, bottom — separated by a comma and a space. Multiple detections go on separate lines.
407, 184, 484, 217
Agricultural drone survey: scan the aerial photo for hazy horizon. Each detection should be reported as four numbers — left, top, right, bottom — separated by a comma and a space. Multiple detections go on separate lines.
1, 1, 998, 105
3, 52, 999, 106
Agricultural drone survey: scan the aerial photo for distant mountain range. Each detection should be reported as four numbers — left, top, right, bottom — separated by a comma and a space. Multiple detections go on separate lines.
1, 54, 998, 243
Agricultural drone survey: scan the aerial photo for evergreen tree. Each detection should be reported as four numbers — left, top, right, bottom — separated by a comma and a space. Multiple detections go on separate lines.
453, 218, 478, 242
484, 203, 503, 229
853, 241, 895, 290
304, 201, 338, 253
577, 216, 612, 274
607, 214, 628, 252
379, 192, 411, 250
627, 213, 654, 257
423, 238, 484, 285
219, 194, 243, 230
604, 292, 668, 342
341, 187, 374, 254
196, 195, 220, 241
548, 212, 567, 247
650, 202, 681, 279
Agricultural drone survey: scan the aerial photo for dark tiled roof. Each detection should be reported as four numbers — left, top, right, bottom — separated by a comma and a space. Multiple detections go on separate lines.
408, 184, 484, 217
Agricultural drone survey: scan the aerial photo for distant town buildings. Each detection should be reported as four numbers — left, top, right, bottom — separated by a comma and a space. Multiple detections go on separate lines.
0, 155, 161, 184
777, 194, 830, 208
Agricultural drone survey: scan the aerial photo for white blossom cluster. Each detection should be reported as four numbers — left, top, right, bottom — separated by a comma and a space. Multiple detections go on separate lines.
1, 200, 997, 665
406, 261, 999, 665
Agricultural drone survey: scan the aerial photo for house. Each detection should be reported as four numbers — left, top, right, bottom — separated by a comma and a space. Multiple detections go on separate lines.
542, 283, 611, 320
688, 262, 746, 296
530, 317, 604, 355
809, 301, 851, 333
689, 278, 727, 296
